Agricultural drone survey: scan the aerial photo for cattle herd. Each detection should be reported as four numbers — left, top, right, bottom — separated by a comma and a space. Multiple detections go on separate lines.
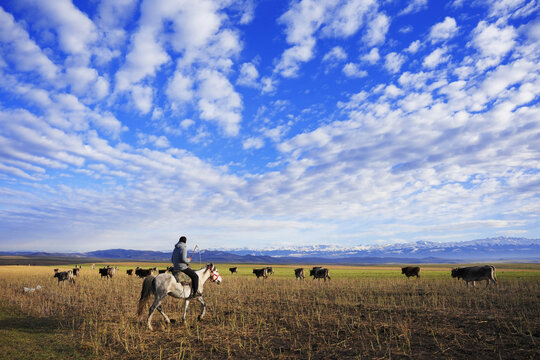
50, 264, 499, 289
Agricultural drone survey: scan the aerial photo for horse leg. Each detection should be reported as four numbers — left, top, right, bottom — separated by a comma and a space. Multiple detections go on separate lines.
147, 294, 164, 330
182, 299, 191, 322
197, 297, 206, 321
156, 305, 171, 324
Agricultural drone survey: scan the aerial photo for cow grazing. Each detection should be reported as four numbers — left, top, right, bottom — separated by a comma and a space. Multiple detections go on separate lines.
253, 268, 268, 279
451, 265, 498, 288
72, 268, 80, 277
135, 267, 155, 278
229, 267, 238, 275
265, 267, 274, 275
99, 266, 115, 279
294, 268, 305, 280
54, 269, 75, 284
309, 267, 331, 281
127, 269, 134, 276
158, 269, 167, 274
90, 264, 95, 270
402, 266, 420, 278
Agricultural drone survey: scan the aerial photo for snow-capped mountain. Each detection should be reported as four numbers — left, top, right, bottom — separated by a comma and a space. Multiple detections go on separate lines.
219, 237, 540, 262
1, 237, 538, 264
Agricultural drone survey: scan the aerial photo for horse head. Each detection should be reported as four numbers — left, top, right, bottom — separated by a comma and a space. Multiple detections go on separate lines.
206, 263, 222, 284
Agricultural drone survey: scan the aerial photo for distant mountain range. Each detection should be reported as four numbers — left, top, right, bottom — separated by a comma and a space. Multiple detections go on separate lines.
1, 237, 539, 264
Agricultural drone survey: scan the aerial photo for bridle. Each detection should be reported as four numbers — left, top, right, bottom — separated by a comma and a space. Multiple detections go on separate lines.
207, 265, 221, 282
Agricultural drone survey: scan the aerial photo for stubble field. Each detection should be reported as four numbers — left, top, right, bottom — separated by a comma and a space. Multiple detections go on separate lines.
0, 263, 539, 359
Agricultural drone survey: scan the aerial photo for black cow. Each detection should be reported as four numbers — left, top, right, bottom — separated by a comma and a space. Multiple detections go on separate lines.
126, 269, 134, 276
253, 268, 268, 279
265, 267, 274, 275
309, 267, 331, 281
72, 268, 80, 277
99, 266, 115, 279
294, 268, 304, 280
54, 269, 75, 284
401, 266, 420, 278
229, 267, 238, 274
451, 265, 498, 288
135, 267, 156, 278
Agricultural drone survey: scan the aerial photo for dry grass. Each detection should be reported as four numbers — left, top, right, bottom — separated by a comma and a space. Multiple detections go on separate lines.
0, 264, 539, 359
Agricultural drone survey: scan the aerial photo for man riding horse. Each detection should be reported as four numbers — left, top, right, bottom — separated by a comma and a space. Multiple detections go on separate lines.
171, 236, 201, 298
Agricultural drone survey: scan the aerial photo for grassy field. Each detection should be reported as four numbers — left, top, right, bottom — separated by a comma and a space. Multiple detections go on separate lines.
0, 263, 539, 359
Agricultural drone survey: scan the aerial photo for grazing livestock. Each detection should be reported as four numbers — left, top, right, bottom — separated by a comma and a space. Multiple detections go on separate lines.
99, 266, 115, 279
54, 269, 75, 284
135, 267, 156, 278
451, 265, 498, 288
158, 269, 168, 274
309, 267, 331, 281
265, 267, 274, 275
137, 264, 222, 330
401, 266, 420, 278
72, 268, 80, 277
294, 268, 305, 280
91, 264, 95, 270
229, 267, 238, 275
127, 269, 134, 276
252, 268, 268, 279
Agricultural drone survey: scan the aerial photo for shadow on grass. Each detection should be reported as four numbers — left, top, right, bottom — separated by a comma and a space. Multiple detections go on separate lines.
0, 310, 95, 360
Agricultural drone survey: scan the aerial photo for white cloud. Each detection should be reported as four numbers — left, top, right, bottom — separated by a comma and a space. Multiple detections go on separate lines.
275, 0, 379, 77
115, 28, 170, 91
27, 0, 98, 56
138, 133, 170, 148
487, 0, 534, 18
384, 52, 406, 73
237, 62, 259, 87
65, 66, 109, 100
429, 17, 458, 43
131, 85, 153, 114
180, 119, 195, 129
406, 40, 421, 53
197, 69, 242, 136
322, 46, 347, 62
423, 47, 450, 68
166, 71, 194, 105
243, 137, 264, 150
362, 48, 380, 64
0, 7, 58, 80
343, 63, 368, 78
470, 21, 517, 69
399, 0, 428, 15
261, 77, 277, 94
363, 13, 390, 46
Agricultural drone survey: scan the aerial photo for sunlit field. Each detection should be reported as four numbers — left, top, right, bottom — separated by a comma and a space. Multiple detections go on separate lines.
1, 263, 539, 359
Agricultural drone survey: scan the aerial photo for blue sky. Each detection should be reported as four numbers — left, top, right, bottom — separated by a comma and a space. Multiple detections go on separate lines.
0, 0, 539, 252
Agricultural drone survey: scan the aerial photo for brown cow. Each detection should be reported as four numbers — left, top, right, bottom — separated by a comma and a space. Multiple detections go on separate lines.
99, 266, 115, 279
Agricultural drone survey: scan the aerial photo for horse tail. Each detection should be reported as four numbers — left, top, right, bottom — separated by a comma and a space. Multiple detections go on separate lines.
137, 275, 155, 317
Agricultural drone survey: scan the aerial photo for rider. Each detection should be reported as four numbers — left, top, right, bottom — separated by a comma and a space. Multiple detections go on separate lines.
171, 236, 200, 298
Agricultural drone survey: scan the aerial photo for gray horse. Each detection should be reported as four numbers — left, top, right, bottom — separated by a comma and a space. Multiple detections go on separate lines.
137, 263, 222, 330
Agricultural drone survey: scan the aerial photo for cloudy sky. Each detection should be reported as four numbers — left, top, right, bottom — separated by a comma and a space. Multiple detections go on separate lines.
0, 0, 539, 252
